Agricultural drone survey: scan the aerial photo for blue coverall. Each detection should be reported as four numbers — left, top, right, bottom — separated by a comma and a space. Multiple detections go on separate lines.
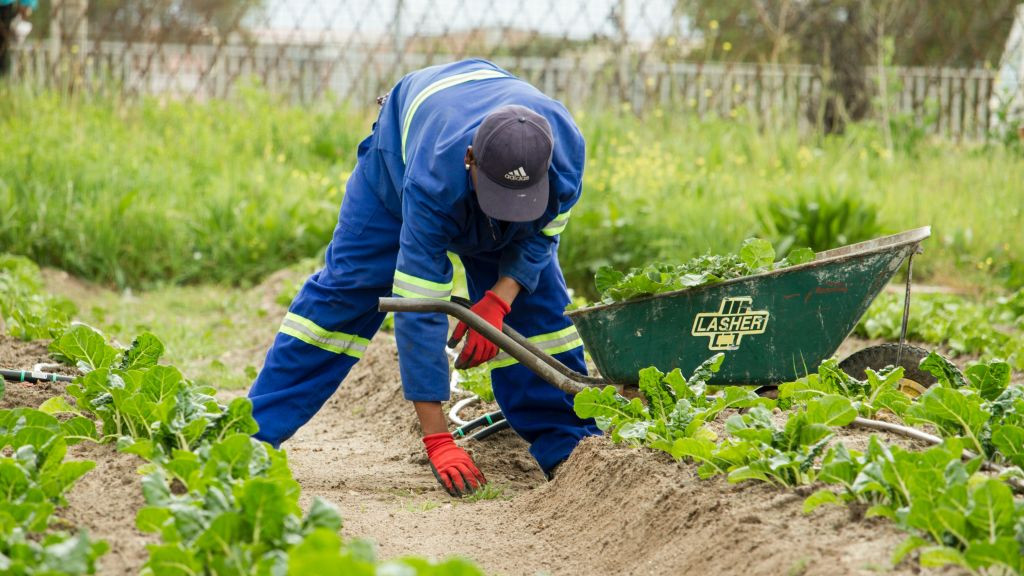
248, 59, 600, 474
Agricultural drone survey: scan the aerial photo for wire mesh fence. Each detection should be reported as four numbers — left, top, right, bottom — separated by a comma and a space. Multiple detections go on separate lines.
5, 0, 1024, 139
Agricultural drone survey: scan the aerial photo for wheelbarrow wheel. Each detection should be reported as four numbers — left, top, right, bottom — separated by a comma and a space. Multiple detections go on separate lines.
838, 344, 938, 398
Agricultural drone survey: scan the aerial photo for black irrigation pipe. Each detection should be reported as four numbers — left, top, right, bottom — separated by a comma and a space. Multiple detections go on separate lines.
1, 369, 74, 384
454, 410, 506, 439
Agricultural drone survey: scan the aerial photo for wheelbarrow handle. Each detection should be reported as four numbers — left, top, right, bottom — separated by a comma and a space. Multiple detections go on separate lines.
378, 297, 604, 396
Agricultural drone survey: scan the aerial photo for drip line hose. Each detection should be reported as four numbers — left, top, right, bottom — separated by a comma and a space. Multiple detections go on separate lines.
1, 369, 73, 384
448, 396, 479, 427
851, 417, 1024, 494
454, 410, 507, 440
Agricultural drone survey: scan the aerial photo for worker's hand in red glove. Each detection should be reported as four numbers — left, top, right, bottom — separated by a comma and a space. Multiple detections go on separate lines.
422, 432, 487, 497
447, 290, 511, 369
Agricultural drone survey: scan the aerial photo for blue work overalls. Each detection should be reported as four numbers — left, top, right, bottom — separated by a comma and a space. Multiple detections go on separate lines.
248, 59, 599, 474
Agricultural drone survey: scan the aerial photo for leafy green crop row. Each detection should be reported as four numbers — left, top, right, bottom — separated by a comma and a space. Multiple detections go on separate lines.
574, 354, 1024, 573
857, 290, 1024, 370
0, 255, 75, 341
593, 238, 814, 303
0, 396, 107, 573
44, 325, 482, 575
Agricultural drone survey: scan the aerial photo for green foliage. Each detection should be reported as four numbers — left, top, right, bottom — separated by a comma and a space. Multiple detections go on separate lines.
688, 396, 855, 486
47, 327, 483, 575
574, 354, 772, 453
49, 325, 257, 455
455, 365, 494, 403
857, 290, 1024, 370
585, 352, 1024, 574
594, 239, 813, 303
779, 358, 911, 419
0, 407, 108, 574
0, 255, 76, 341
2, 92, 1021, 296
0, 87, 363, 287
135, 434, 341, 575
756, 188, 883, 254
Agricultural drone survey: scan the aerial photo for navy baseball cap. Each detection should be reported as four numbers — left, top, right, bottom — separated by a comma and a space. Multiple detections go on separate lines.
472, 105, 553, 222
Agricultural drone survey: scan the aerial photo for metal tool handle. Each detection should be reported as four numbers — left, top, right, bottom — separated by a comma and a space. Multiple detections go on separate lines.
379, 297, 604, 396
448, 296, 605, 387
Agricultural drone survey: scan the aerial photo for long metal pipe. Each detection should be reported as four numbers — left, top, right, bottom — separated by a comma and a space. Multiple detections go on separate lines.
379, 297, 588, 395
446, 296, 605, 386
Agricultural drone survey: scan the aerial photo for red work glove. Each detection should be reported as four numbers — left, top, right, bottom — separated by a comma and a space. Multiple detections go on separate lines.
447, 290, 511, 369
422, 432, 487, 497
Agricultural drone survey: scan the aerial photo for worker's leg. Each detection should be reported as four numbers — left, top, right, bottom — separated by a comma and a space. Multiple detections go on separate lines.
462, 252, 601, 474
248, 169, 399, 447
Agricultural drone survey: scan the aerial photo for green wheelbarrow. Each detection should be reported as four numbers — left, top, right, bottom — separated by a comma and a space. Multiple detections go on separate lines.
378, 226, 934, 401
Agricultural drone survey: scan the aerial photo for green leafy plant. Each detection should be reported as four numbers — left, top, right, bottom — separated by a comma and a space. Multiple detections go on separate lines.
47, 325, 257, 455
47, 326, 484, 575
0, 408, 108, 575
0, 255, 76, 341
756, 188, 882, 254
579, 351, 1024, 575
675, 395, 857, 486
455, 365, 494, 403
857, 290, 1024, 370
778, 358, 911, 418
574, 354, 773, 453
594, 239, 814, 303
136, 434, 342, 575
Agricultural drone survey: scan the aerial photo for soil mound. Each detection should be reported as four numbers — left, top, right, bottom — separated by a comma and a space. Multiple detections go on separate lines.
285, 335, 963, 576
517, 437, 958, 576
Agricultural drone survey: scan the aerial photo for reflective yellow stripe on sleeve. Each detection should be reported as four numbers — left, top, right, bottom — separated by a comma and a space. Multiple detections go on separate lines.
401, 69, 509, 163
279, 312, 370, 358
486, 325, 583, 370
392, 270, 454, 301
541, 209, 572, 237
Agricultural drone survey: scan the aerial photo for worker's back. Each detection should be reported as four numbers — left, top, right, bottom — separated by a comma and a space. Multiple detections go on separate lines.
363, 59, 585, 228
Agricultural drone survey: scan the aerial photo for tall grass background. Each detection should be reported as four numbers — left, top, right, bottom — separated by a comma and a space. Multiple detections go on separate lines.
1, 86, 1021, 295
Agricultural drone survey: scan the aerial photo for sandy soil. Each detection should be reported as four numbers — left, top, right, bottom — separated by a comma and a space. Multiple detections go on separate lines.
280, 335, 964, 576
0, 325, 970, 576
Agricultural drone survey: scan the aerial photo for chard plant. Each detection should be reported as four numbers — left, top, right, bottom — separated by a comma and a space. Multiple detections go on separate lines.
594, 238, 814, 304
573, 354, 772, 453
0, 407, 108, 574
48, 326, 484, 576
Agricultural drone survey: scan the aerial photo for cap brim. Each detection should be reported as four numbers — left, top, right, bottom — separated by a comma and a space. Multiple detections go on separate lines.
476, 169, 549, 222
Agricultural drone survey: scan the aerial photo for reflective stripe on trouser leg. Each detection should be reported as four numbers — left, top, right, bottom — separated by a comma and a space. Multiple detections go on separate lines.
248, 169, 401, 447
460, 251, 601, 474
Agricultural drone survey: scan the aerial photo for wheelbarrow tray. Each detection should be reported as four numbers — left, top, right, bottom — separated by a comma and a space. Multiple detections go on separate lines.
566, 227, 931, 387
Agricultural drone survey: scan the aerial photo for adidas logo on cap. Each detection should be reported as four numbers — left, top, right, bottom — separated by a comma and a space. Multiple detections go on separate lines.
504, 167, 530, 182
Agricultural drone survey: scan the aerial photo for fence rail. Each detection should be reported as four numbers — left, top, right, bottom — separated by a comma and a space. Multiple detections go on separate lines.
8, 39, 1003, 140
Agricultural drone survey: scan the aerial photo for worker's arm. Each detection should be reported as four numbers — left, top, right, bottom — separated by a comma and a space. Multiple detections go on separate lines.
395, 180, 486, 496
392, 184, 456, 404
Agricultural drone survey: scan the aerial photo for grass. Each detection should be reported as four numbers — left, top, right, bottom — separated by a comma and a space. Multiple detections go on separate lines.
0, 85, 362, 287
52, 279, 282, 390
2, 86, 1022, 300
459, 483, 509, 503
